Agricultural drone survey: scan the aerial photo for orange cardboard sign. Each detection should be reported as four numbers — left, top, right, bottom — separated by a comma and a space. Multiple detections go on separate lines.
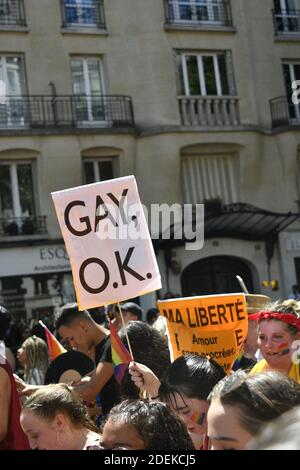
157, 293, 248, 373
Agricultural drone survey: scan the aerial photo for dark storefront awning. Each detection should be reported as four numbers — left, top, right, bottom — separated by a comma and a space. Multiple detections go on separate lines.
155, 203, 300, 247
204, 203, 300, 241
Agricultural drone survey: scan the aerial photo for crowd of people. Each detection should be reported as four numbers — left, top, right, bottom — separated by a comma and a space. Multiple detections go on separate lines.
0, 292, 300, 451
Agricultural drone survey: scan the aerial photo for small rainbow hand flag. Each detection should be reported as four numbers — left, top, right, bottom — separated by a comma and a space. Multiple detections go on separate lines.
110, 321, 132, 384
39, 320, 67, 362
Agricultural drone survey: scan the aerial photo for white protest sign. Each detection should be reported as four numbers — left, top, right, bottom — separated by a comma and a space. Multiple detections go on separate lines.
52, 176, 161, 309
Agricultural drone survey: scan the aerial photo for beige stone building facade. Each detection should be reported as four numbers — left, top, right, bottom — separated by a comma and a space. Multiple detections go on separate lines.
0, 0, 300, 319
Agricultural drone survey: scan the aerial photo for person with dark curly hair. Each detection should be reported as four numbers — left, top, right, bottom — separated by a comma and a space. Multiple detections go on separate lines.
20, 383, 101, 450
129, 353, 225, 449
100, 399, 195, 450
207, 370, 300, 450
118, 321, 171, 399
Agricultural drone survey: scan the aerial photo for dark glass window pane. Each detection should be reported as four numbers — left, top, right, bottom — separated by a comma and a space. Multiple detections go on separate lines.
203, 56, 217, 95
294, 64, 300, 81
218, 55, 229, 95
84, 161, 95, 183
178, 62, 185, 95
186, 56, 200, 95
98, 161, 113, 181
65, 0, 97, 25
283, 64, 292, 98
274, 0, 281, 13
17, 164, 35, 216
0, 165, 13, 217
179, 0, 192, 20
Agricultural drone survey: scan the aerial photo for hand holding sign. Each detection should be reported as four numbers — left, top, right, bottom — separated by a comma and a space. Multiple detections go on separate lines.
52, 176, 161, 310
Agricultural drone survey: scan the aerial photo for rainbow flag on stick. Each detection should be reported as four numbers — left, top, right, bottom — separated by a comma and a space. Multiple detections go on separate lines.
110, 321, 132, 384
39, 320, 66, 362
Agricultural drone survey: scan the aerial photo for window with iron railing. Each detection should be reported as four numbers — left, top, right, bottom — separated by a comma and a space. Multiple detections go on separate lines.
165, 0, 232, 27
61, 0, 105, 29
0, 0, 26, 27
71, 56, 107, 123
0, 162, 47, 237
273, 0, 300, 33
0, 55, 28, 127
0, 162, 35, 219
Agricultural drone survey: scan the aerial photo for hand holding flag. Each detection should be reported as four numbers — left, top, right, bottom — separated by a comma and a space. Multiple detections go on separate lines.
110, 321, 132, 384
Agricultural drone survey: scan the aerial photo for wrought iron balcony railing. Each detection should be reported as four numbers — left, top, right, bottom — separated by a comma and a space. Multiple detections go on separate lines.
165, 0, 233, 27
0, 216, 47, 237
0, 0, 26, 27
178, 95, 240, 126
60, 0, 105, 29
272, 9, 300, 34
0, 95, 134, 129
270, 96, 300, 128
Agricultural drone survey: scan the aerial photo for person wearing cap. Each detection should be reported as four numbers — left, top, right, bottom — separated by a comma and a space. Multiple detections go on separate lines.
249, 300, 300, 383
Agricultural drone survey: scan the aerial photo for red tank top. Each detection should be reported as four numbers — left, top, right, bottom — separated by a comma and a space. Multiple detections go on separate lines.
0, 361, 30, 450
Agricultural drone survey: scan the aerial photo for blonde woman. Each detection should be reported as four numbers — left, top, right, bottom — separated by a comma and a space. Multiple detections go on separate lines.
20, 384, 102, 450
17, 336, 49, 385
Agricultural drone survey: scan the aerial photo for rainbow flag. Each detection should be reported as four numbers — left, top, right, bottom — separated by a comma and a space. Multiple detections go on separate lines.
39, 320, 67, 362
110, 321, 132, 384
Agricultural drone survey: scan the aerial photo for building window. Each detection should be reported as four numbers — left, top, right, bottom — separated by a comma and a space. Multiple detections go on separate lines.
62, 0, 104, 28
0, 54, 27, 126
182, 154, 238, 204
71, 56, 106, 123
0, 162, 35, 220
167, 0, 232, 25
0, 0, 26, 27
283, 61, 300, 120
178, 52, 230, 96
273, 0, 300, 33
83, 159, 114, 183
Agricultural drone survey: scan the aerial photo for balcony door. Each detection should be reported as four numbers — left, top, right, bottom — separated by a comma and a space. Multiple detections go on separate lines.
180, 52, 229, 96
71, 57, 106, 125
0, 55, 27, 127
0, 162, 35, 235
283, 61, 300, 120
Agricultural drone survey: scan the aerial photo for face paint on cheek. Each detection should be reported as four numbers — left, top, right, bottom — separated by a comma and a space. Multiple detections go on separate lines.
190, 410, 206, 426
277, 342, 290, 355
